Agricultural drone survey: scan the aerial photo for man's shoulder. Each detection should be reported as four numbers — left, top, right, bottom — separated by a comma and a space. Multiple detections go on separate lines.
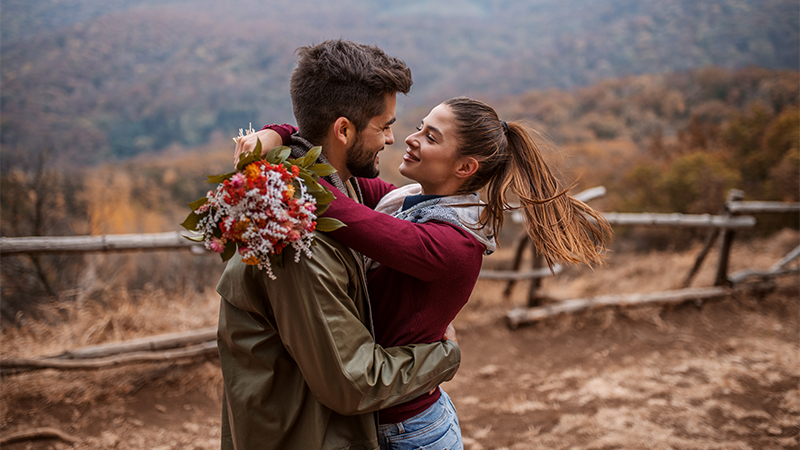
217, 233, 360, 312
308, 231, 358, 266
258, 231, 358, 280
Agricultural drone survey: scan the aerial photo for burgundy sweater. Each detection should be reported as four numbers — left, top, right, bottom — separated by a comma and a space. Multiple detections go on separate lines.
265, 124, 486, 422
323, 177, 485, 423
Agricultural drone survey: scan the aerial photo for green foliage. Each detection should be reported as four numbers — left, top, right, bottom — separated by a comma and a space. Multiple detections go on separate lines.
660, 152, 741, 213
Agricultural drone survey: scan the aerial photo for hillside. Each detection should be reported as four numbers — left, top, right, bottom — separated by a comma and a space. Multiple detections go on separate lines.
1, 0, 798, 165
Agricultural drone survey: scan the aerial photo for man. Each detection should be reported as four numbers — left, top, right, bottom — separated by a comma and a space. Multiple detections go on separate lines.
217, 39, 460, 450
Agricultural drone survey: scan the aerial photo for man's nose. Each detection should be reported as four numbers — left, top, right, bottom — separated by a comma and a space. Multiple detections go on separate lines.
385, 128, 394, 146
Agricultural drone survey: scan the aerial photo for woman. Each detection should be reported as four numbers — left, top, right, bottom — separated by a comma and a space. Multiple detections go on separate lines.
242, 97, 610, 449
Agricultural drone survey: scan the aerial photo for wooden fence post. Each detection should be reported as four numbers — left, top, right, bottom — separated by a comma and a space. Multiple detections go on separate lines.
527, 253, 546, 307
503, 236, 529, 298
501, 236, 546, 307
714, 190, 744, 286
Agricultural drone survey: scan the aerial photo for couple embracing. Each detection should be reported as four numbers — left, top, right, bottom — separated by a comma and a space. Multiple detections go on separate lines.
216, 39, 610, 450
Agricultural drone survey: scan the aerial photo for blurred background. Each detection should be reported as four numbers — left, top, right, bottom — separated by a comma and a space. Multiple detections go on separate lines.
1, 0, 798, 320
1, 1, 799, 448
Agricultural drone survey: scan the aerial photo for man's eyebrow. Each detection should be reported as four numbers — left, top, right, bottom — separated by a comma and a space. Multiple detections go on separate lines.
384, 117, 396, 127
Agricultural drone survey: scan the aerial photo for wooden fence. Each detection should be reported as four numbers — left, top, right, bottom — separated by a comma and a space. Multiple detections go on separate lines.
1, 189, 798, 373
0, 231, 200, 255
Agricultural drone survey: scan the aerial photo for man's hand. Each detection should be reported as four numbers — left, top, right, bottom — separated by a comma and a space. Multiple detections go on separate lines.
234, 128, 283, 167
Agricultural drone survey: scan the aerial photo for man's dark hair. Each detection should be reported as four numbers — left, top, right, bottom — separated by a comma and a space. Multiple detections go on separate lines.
290, 39, 413, 145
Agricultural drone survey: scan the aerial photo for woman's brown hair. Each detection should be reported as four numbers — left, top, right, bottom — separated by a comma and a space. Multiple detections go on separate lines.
444, 97, 611, 268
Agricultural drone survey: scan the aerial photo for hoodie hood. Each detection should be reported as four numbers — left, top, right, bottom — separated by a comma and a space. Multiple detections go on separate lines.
374, 183, 496, 256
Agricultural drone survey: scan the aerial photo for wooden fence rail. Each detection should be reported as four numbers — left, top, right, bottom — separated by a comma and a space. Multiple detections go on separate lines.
0, 189, 789, 290
0, 231, 200, 255
1, 327, 218, 376
601, 212, 755, 228
727, 201, 800, 215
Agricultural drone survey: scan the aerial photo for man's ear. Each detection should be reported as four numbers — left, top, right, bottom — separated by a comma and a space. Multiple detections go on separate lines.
332, 117, 354, 146
455, 157, 479, 179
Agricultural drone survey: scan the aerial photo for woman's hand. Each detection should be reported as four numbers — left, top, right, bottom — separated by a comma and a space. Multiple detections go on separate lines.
442, 322, 458, 345
234, 128, 283, 166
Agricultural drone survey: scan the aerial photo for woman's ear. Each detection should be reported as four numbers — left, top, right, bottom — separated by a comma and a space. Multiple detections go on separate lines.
332, 117, 354, 146
455, 157, 479, 179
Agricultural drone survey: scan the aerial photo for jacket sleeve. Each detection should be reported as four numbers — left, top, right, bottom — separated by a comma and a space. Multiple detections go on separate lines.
264, 235, 461, 415
321, 179, 485, 282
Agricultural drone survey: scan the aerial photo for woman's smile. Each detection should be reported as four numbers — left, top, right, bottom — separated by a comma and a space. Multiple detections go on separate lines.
403, 149, 420, 162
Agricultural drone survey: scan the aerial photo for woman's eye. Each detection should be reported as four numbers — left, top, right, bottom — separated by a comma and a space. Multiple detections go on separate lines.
426, 134, 436, 143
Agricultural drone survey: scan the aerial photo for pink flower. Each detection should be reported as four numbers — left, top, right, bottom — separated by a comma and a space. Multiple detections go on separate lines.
209, 237, 225, 253
229, 173, 246, 189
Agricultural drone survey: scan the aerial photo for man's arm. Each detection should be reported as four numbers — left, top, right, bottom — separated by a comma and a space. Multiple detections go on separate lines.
265, 234, 460, 415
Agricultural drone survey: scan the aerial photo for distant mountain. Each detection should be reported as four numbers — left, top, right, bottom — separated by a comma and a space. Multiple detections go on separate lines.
1, 0, 797, 166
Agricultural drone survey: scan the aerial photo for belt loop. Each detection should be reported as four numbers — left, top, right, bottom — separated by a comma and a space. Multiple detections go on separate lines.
397, 422, 405, 433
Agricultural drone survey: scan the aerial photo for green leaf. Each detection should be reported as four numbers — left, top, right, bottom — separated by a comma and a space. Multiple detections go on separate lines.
270, 252, 284, 269
207, 171, 236, 184
298, 146, 322, 168
182, 232, 205, 242
188, 197, 208, 211
181, 211, 202, 231
298, 171, 322, 191
221, 241, 237, 262
291, 180, 303, 198
299, 171, 335, 205
315, 217, 345, 232
265, 146, 291, 165
318, 186, 336, 204
254, 138, 263, 159
296, 166, 319, 182
314, 202, 330, 216
307, 163, 337, 177
236, 142, 261, 171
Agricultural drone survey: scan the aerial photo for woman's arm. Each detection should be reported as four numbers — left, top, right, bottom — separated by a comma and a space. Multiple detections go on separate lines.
356, 177, 397, 209
320, 178, 484, 282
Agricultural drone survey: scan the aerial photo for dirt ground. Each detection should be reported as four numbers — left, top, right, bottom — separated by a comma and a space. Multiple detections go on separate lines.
2, 230, 799, 450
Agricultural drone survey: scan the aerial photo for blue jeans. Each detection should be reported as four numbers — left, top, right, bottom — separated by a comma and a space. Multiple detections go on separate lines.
377, 389, 463, 450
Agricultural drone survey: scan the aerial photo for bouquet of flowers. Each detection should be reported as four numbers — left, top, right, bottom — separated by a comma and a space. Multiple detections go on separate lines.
181, 137, 343, 279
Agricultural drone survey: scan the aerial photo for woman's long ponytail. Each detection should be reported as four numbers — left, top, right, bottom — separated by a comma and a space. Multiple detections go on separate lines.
503, 122, 610, 268
445, 97, 611, 269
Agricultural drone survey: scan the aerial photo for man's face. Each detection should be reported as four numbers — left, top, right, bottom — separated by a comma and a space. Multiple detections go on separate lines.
346, 93, 397, 179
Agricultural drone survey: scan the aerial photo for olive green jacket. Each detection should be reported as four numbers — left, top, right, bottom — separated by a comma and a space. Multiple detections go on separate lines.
216, 222, 461, 449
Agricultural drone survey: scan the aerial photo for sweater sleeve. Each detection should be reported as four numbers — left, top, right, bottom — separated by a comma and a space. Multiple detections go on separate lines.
356, 177, 398, 209
320, 179, 485, 282
260, 123, 297, 145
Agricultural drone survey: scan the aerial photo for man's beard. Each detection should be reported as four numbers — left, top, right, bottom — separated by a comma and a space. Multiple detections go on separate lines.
346, 134, 381, 179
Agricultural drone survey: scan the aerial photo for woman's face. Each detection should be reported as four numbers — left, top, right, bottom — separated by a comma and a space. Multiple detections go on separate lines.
400, 103, 468, 196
